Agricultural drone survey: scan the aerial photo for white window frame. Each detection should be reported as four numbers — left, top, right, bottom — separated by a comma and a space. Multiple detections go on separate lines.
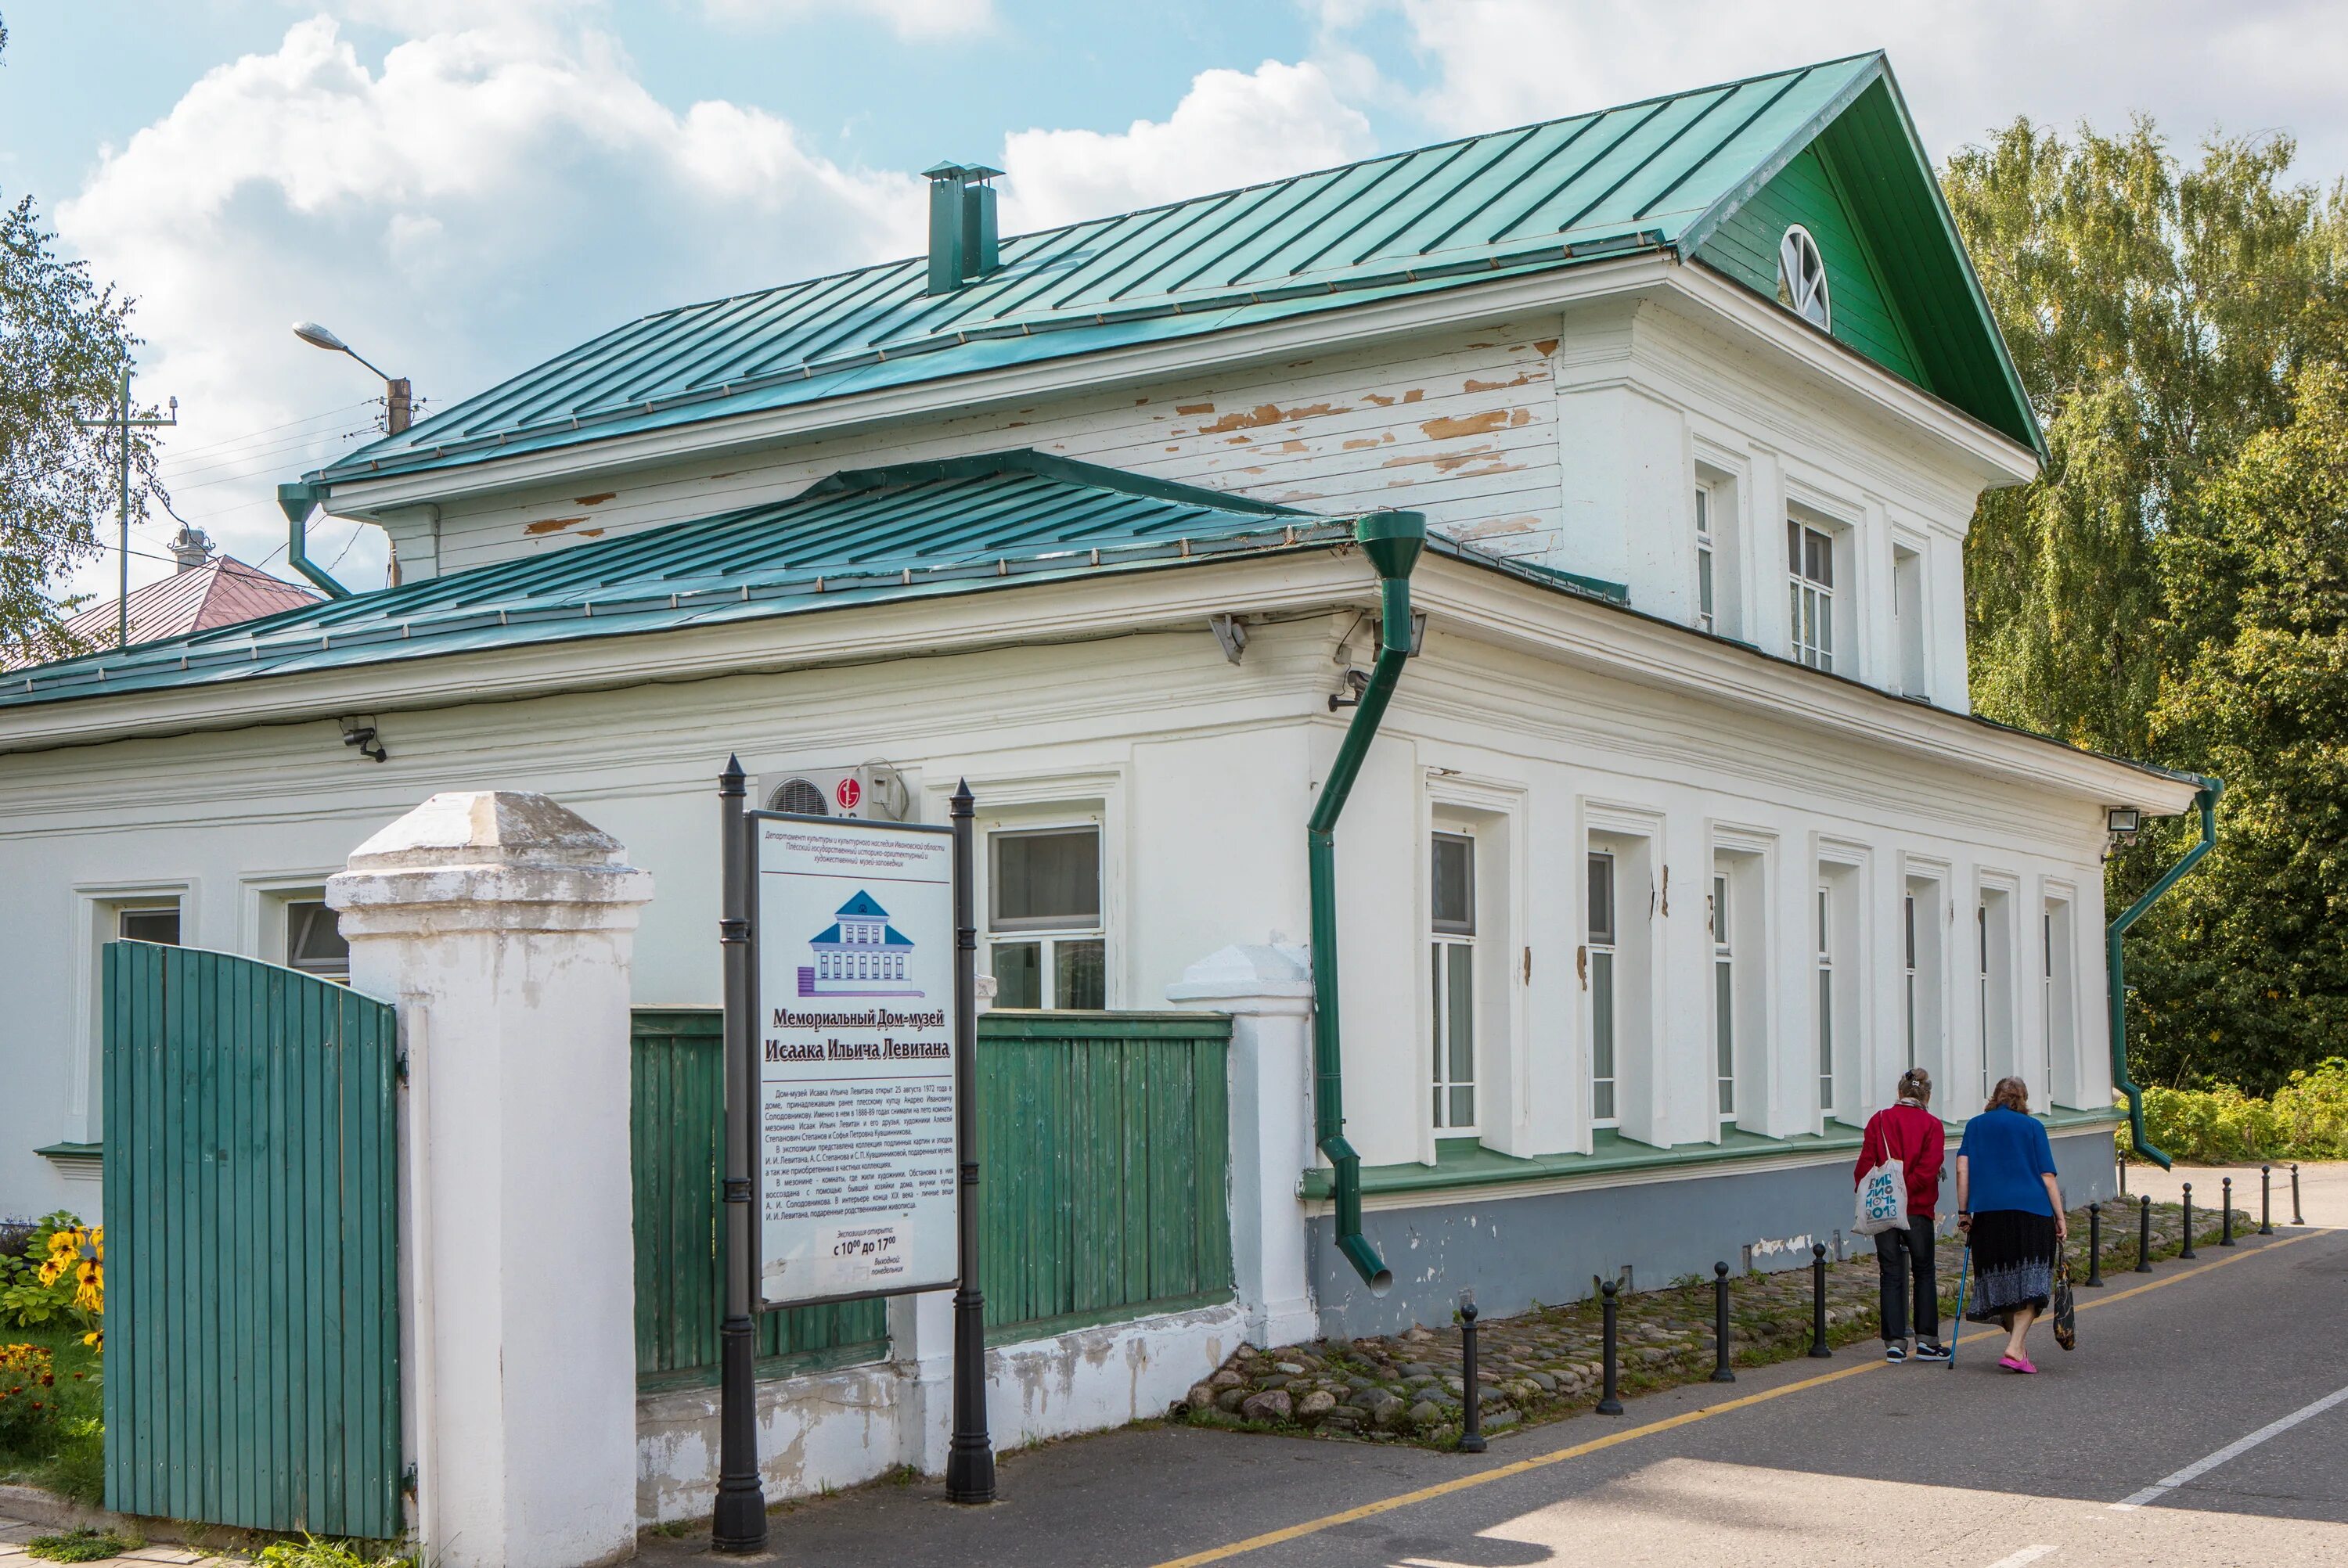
1694, 481, 1717, 635
1788, 516, 1837, 671
1891, 534, 1928, 697
1586, 849, 1619, 1130
1816, 882, 1835, 1117
1903, 887, 1920, 1072
1976, 876, 2018, 1102
985, 820, 1107, 1012
1711, 868, 1736, 1124
1430, 828, 1479, 1135
68, 878, 198, 1145
2044, 887, 2079, 1107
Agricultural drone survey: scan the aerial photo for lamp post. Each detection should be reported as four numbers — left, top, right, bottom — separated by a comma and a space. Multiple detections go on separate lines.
291, 322, 413, 434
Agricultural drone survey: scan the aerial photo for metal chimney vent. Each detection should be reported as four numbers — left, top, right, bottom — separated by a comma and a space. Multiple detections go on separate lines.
923, 161, 1003, 295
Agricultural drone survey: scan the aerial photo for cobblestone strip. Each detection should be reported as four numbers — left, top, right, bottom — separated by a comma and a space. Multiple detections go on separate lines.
1176, 1200, 2246, 1450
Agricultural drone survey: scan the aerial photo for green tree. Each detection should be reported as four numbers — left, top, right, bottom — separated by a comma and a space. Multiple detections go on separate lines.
0, 18, 166, 664
1942, 120, 2348, 757
2129, 365, 2348, 1091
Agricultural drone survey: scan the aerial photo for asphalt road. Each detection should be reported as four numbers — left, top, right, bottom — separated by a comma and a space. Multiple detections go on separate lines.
664, 1224, 2348, 1568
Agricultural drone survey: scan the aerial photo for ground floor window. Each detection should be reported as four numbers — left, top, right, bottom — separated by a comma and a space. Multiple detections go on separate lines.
117, 905, 181, 945
283, 898, 351, 980
1712, 870, 1735, 1122
1431, 830, 1477, 1131
1587, 851, 1617, 1127
988, 824, 1104, 1009
1816, 883, 1834, 1114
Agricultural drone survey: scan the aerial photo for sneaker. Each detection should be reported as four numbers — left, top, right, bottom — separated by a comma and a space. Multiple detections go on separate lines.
1912, 1340, 1952, 1362
1883, 1343, 1907, 1363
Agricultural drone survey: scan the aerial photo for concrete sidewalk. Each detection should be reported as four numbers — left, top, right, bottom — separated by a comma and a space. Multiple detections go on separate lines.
0, 1517, 239, 1568
2119, 1159, 2347, 1227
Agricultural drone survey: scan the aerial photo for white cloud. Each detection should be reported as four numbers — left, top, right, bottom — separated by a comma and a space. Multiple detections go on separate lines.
55, 11, 924, 596
1317, 1, 2348, 174
700, 0, 996, 41
999, 59, 1374, 232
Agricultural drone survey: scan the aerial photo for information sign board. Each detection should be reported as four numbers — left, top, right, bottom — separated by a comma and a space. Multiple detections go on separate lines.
751, 811, 958, 1308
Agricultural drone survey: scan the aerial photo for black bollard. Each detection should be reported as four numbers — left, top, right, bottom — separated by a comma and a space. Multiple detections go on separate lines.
1807, 1243, 1832, 1358
2221, 1178, 2235, 1246
2136, 1194, 2153, 1272
2086, 1203, 2102, 1287
2181, 1181, 2196, 1260
2292, 1163, 2305, 1226
2119, 1146, 2128, 1197
1597, 1281, 1624, 1415
2260, 1164, 2274, 1235
1711, 1262, 1736, 1383
1459, 1295, 1485, 1454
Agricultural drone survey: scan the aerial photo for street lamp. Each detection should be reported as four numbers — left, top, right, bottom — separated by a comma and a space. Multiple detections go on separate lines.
292, 321, 413, 434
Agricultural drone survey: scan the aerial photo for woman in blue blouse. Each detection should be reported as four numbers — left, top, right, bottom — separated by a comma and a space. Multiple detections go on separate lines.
1954, 1077, 2067, 1373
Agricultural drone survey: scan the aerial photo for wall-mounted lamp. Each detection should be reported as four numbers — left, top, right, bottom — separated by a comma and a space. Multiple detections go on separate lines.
342, 717, 388, 764
2105, 805, 2142, 858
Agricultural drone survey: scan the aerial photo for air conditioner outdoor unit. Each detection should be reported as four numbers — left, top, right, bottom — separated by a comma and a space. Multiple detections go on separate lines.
756, 761, 909, 822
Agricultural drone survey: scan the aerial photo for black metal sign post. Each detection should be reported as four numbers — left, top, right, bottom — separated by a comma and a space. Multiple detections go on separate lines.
945, 781, 998, 1502
713, 757, 769, 1552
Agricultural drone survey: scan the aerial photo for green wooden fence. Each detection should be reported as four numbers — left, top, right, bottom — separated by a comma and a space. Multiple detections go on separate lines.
629, 1010, 889, 1390
630, 1007, 1233, 1381
102, 940, 402, 1538
977, 1010, 1233, 1343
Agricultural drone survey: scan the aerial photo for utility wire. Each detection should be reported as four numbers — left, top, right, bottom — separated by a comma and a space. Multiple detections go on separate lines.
159, 400, 376, 462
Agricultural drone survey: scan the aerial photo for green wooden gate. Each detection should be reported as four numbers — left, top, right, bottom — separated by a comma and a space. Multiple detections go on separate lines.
102, 940, 402, 1537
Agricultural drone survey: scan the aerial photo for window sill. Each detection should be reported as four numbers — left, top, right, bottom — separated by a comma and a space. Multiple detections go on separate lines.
34, 1142, 103, 1179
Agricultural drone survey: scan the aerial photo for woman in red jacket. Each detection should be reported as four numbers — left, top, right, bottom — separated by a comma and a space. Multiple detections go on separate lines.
1856, 1068, 1949, 1363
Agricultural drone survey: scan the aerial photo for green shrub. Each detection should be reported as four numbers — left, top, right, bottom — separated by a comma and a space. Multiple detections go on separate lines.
2119, 1059, 2348, 1162
254, 1534, 412, 1568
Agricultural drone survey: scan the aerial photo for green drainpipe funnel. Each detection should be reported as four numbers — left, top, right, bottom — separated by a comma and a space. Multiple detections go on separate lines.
2107, 779, 2220, 1171
276, 481, 352, 599
1307, 509, 1426, 1296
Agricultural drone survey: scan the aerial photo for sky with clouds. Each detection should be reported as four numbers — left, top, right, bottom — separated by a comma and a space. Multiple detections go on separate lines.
5, 0, 2343, 605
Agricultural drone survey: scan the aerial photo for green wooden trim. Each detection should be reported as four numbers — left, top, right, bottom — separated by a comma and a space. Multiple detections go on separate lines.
982, 1289, 1233, 1349
978, 1009, 1235, 1041
33, 1141, 103, 1162
1305, 1108, 2119, 1203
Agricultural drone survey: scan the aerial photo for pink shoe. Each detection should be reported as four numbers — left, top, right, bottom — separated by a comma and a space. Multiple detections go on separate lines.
1998, 1354, 2038, 1374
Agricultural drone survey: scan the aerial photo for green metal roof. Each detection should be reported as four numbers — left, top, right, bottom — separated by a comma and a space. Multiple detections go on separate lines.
5, 451, 1625, 710
312, 52, 2039, 489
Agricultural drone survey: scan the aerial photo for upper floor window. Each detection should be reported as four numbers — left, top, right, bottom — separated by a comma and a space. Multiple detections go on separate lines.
989, 825, 1104, 1009
1777, 225, 1830, 330
1694, 484, 1717, 635
1788, 519, 1835, 671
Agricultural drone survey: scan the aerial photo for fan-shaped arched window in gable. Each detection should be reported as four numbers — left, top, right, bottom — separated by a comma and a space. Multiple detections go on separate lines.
1777, 225, 1830, 330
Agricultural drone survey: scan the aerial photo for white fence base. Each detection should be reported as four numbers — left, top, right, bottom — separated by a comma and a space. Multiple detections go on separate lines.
635, 1298, 1245, 1524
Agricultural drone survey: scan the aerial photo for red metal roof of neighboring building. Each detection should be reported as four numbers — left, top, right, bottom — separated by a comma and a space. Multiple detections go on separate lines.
3, 556, 320, 671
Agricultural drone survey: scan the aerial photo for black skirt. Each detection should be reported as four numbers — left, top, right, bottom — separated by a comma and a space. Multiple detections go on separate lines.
1966, 1209, 2057, 1322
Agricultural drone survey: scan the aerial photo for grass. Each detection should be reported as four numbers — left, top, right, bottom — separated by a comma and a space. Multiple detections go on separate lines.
23, 1530, 138, 1563
0, 1318, 105, 1506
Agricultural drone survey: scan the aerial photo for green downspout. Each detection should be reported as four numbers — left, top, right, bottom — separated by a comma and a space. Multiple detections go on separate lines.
1309, 509, 1425, 1294
2106, 779, 2220, 1170
275, 481, 353, 599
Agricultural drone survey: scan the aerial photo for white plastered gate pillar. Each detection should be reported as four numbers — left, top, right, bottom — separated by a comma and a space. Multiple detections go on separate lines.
330, 791, 653, 1568
1167, 944, 1318, 1348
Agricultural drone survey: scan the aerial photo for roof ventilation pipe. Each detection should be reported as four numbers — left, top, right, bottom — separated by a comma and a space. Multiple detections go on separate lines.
924, 161, 1003, 294
275, 481, 353, 599
1307, 508, 1426, 1296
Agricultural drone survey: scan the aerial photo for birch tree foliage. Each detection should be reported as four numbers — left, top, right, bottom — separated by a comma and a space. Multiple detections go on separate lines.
0, 19, 167, 663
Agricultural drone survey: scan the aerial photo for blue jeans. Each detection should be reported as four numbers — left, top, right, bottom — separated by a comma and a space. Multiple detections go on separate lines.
1875, 1215, 1939, 1342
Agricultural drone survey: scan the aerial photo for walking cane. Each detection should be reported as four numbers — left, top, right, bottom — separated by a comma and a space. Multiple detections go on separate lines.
1948, 1243, 1972, 1372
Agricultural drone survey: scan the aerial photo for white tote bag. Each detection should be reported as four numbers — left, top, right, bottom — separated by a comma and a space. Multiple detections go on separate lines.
1853, 1157, 1908, 1236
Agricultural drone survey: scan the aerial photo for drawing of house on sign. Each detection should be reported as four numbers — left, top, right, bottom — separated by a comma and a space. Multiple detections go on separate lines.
799, 890, 923, 997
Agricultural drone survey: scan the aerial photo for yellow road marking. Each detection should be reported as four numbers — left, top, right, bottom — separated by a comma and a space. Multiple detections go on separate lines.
1149, 1228, 2329, 1567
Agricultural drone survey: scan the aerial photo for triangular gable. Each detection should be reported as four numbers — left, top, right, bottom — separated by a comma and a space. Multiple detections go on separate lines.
1684, 59, 2043, 459
837, 891, 889, 918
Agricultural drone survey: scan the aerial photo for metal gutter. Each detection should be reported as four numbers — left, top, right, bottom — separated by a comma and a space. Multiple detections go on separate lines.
2106, 779, 2221, 1169
275, 482, 352, 599
1307, 509, 1426, 1294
